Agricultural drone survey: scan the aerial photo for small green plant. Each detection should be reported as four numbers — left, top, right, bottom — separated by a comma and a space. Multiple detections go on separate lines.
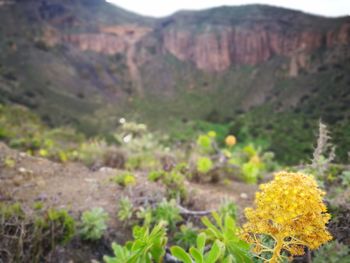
162, 171, 188, 200
218, 199, 237, 220
136, 206, 153, 227
148, 170, 165, 182
243, 144, 259, 158
3, 156, 16, 168
33, 201, 44, 210
112, 172, 136, 187
197, 134, 213, 153
117, 197, 134, 223
202, 212, 252, 262
153, 199, 182, 230
80, 207, 109, 241
104, 223, 167, 263
171, 232, 225, 263
174, 223, 198, 250
76, 139, 108, 168
197, 157, 213, 173
47, 209, 76, 244
241, 161, 260, 184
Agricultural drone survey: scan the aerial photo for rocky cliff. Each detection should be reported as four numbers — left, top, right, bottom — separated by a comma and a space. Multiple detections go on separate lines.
35, 2, 350, 77
160, 17, 350, 73
40, 8, 350, 76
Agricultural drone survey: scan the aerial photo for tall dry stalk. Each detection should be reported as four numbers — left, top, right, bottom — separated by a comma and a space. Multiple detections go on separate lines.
311, 121, 336, 178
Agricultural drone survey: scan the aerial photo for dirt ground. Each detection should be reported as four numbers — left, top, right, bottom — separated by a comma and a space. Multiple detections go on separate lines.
0, 142, 258, 261
0, 142, 257, 216
2, 142, 349, 263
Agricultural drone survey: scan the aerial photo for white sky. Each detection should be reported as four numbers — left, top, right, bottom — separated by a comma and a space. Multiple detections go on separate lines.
107, 0, 350, 18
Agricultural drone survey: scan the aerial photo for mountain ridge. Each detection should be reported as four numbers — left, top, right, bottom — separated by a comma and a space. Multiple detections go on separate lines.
0, 0, 349, 162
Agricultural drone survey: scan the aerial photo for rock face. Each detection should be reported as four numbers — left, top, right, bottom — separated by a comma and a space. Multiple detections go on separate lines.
42, 24, 151, 95
39, 3, 350, 77
43, 25, 151, 55
162, 22, 350, 72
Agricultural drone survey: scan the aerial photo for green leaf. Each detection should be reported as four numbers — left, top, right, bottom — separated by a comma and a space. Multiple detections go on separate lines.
170, 246, 193, 263
196, 233, 207, 253
212, 212, 223, 230
201, 216, 221, 238
150, 240, 167, 263
222, 255, 234, 263
227, 241, 252, 263
205, 240, 224, 263
224, 215, 235, 231
190, 247, 203, 263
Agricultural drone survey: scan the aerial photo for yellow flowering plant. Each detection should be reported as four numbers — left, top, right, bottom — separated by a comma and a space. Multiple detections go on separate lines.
241, 171, 332, 263
225, 135, 237, 147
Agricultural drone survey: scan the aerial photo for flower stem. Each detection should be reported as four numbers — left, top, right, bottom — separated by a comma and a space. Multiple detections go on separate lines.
270, 236, 283, 263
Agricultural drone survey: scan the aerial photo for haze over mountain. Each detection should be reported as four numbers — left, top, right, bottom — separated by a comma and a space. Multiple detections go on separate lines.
0, 0, 349, 162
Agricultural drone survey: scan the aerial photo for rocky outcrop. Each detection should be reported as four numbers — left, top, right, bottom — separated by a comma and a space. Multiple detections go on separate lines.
42, 24, 151, 95
43, 25, 151, 55
327, 23, 350, 46
162, 22, 350, 73
63, 33, 126, 54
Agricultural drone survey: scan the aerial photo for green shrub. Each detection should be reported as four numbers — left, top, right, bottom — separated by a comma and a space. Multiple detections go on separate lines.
114, 121, 167, 171
242, 144, 259, 158
104, 223, 167, 263
47, 209, 76, 244
241, 162, 260, 184
39, 127, 85, 162
136, 206, 153, 227
104, 212, 252, 263
80, 208, 109, 241
112, 172, 136, 187
0, 204, 76, 263
174, 223, 198, 250
125, 154, 160, 171
201, 212, 251, 262
171, 233, 225, 263
218, 199, 237, 220
148, 170, 165, 182
0, 105, 44, 143
197, 157, 213, 173
197, 134, 213, 153
153, 199, 182, 230
76, 139, 108, 168
117, 197, 134, 223
162, 171, 187, 200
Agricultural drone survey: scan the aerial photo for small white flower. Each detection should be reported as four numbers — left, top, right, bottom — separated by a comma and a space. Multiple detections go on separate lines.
123, 134, 132, 143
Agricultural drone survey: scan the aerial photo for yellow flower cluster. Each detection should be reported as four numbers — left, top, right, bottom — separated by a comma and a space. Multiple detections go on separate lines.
241, 171, 332, 263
